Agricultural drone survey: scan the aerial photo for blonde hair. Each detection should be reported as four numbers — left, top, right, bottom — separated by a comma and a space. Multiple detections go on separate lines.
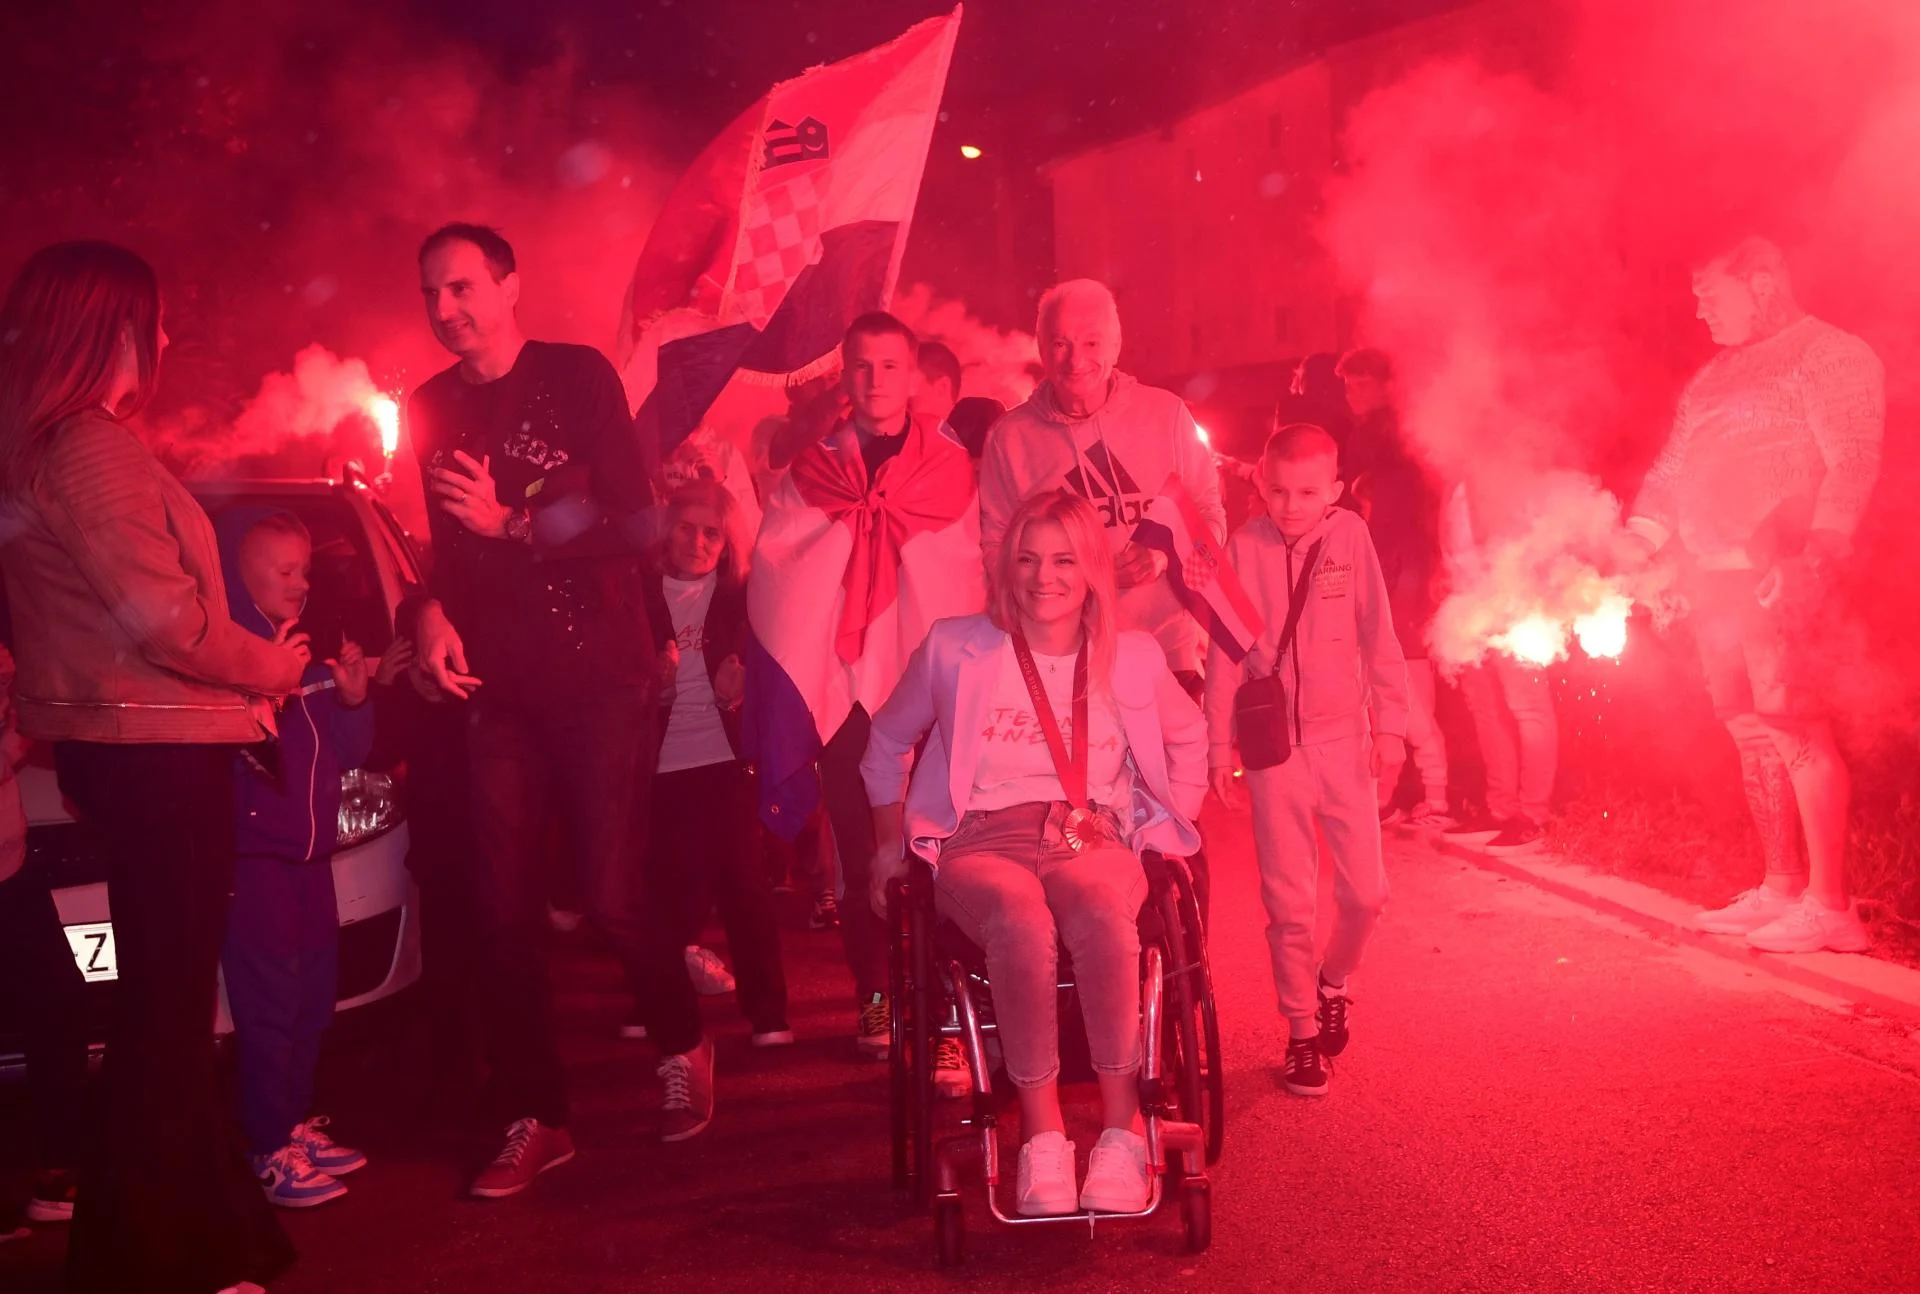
662, 478, 747, 585
991, 488, 1118, 681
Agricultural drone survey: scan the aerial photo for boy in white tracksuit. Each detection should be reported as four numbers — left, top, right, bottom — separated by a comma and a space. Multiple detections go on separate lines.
1206, 424, 1409, 1097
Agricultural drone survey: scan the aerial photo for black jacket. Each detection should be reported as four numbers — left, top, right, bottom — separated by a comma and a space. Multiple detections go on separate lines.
643, 562, 748, 763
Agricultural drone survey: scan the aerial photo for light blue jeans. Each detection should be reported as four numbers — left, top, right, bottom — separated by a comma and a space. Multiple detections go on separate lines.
933, 802, 1147, 1088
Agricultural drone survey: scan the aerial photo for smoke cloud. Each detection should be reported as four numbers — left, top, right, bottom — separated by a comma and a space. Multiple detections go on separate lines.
1323, 0, 1920, 729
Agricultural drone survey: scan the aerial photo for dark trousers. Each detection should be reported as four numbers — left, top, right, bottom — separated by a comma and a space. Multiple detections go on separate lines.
0, 858, 90, 1171
820, 705, 888, 1000
650, 760, 789, 1032
54, 742, 294, 1294
468, 684, 700, 1129
222, 855, 339, 1157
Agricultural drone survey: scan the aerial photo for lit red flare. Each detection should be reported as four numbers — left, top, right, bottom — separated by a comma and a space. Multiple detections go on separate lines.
366, 394, 400, 457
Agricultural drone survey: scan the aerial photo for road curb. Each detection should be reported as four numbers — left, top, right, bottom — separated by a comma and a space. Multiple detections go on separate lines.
1426, 834, 1920, 1026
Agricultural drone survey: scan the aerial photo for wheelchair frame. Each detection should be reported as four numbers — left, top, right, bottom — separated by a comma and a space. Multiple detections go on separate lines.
888, 850, 1224, 1264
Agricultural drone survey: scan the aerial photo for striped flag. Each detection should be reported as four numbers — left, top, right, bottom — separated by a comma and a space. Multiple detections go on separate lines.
618, 9, 962, 458
1130, 474, 1267, 662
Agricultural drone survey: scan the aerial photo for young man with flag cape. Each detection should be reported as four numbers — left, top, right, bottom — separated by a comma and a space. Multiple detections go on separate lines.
746, 312, 986, 1060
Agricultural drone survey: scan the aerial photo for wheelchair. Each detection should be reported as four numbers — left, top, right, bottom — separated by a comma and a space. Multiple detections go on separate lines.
888, 849, 1224, 1265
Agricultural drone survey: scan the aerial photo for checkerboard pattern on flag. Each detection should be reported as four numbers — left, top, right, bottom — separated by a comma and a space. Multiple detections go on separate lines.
1131, 473, 1267, 662
618, 8, 961, 459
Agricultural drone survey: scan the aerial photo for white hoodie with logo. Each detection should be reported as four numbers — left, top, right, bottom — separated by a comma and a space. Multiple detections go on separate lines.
979, 372, 1225, 673
1204, 507, 1410, 771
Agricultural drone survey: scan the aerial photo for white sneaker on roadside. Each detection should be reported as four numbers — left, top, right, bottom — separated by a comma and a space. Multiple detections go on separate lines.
684, 946, 737, 996
1015, 1131, 1078, 1216
1745, 894, 1871, 954
1079, 1127, 1151, 1213
1695, 885, 1801, 935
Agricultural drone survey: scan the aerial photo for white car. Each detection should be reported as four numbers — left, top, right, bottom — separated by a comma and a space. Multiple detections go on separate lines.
0, 478, 425, 1068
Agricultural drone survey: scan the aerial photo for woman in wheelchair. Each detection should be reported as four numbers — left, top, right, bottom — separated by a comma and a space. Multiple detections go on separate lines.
862, 489, 1206, 1217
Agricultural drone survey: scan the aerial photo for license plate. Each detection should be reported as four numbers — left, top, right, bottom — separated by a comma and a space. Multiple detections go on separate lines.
64, 922, 118, 983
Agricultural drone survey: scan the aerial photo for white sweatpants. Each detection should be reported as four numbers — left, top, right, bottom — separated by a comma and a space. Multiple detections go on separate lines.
1246, 733, 1389, 1026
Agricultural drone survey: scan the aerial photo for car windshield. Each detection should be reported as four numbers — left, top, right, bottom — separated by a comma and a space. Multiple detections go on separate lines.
194, 488, 395, 658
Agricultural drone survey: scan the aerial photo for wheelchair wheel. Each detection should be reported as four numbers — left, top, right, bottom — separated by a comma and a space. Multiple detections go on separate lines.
1182, 1178, 1212, 1254
934, 1196, 965, 1267
1159, 880, 1224, 1166
908, 885, 938, 1209
888, 894, 913, 1193
1171, 868, 1226, 1165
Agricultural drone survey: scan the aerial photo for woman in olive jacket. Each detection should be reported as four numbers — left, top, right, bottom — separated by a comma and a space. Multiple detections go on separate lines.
0, 243, 307, 1294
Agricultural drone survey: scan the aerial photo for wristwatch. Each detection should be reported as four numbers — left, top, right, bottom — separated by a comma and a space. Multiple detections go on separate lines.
503, 507, 533, 545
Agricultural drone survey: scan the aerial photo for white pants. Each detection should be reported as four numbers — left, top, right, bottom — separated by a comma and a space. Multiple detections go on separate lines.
1246, 734, 1389, 1025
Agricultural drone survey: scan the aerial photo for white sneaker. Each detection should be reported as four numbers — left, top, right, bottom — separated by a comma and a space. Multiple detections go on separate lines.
1695, 886, 1801, 935
1079, 1127, 1151, 1213
1014, 1131, 1078, 1216
684, 946, 736, 996
1745, 894, 1871, 954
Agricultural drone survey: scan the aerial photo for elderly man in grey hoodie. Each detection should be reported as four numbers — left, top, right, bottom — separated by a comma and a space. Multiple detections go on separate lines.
979, 279, 1226, 691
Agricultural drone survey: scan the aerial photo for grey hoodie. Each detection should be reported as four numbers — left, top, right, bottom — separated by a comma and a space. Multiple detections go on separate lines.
1204, 507, 1410, 769
979, 372, 1225, 673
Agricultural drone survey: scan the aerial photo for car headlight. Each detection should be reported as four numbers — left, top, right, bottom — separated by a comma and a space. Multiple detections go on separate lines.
337, 769, 403, 849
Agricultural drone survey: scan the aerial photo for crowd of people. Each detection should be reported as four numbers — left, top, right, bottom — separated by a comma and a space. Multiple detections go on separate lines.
0, 222, 1882, 1291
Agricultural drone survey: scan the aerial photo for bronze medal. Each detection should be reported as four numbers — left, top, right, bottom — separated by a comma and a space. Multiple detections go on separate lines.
1061, 806, 1117, 853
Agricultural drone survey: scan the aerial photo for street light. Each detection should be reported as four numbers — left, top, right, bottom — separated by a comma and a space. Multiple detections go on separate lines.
959, 144, 983, 160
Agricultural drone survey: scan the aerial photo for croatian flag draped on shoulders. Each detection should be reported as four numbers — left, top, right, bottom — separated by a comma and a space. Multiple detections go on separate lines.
753, 416, 984, 831
614, 8, 975, 836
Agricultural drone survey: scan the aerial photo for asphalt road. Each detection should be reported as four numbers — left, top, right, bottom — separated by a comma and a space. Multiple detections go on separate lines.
5, 803, 1920, 1292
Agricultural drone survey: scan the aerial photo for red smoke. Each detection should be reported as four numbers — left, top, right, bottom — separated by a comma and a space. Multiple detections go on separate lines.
1323, 0, 1920, 731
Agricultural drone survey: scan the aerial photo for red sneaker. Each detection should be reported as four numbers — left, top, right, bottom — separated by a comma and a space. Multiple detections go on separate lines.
470, 1118, 576, 1199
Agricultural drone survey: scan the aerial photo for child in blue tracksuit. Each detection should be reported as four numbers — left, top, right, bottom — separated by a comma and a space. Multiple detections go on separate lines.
215, 508, 374, 1209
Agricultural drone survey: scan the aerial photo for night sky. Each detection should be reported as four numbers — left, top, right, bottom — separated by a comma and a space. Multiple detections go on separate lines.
0, 0, 1463, 427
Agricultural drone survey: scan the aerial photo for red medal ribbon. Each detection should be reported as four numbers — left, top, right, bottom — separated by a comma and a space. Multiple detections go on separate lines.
1009, 632, 1090, 810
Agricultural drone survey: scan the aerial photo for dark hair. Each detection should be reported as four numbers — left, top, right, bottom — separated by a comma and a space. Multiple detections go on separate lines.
916, 340, 961, 393
947, 395, 1005, 459
1336, 347, 1392, 384
0, 242, 163, 495
843, 310, 916, 354
418, 223, 517, 282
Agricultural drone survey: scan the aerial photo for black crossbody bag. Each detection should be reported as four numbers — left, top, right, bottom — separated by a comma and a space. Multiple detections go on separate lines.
1231, 539, 1324, 770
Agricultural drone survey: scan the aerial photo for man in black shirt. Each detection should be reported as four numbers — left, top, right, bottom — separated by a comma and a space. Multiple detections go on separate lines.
408, 224, 712, 1195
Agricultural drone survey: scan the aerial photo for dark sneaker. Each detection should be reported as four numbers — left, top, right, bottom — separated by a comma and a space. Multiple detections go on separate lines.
1484, 817, 1544, 855
618, 1014, 649, 1041
856, 993, 891, 1060
810, 891, 841, 929
658, 1039, 716, 1142
1282, 1035, 1328, 1097
933, 1037, 971, 1098
24, 1168, 77, 1223
751, 1026, 796, 1048
254, 1144, 348, 1208
1443, 812, 1503, 840
470, 1118, 576, 1198
290, 1116, 366, 1176
1316, 976, 1351, 1058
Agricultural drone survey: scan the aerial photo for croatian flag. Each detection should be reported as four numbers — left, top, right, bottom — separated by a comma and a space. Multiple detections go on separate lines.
618, 9, 962, 457
744, 418, 985, 836
1131, 474, 1267, 662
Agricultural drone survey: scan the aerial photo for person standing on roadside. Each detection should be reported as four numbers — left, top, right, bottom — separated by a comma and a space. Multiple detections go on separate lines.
0, 241, 305, 1294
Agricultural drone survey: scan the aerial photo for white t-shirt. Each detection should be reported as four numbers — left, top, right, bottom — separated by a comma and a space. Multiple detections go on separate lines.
969, 641, 1129, 812
658, 573, 736, 774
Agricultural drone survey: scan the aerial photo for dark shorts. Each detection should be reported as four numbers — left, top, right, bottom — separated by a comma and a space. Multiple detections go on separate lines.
1688, 568, 1824, 721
